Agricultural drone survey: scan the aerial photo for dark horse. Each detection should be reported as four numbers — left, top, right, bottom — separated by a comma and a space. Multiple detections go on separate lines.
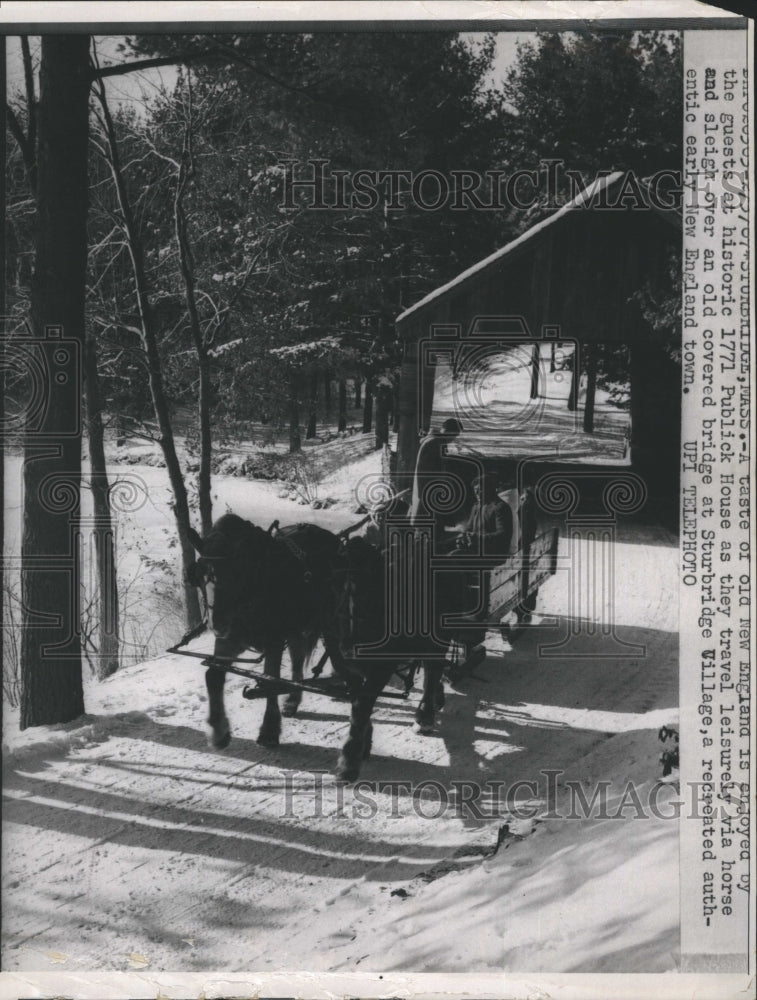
188, 513, 448, 781
188, 514, 345, 750
334, 533, 447, 779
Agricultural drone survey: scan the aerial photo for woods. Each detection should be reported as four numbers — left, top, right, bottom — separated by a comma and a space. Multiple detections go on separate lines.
3, 29, 682, 726
6, 12, 755, 988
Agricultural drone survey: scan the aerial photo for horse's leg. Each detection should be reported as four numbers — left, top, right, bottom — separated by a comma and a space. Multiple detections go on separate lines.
433, 662, 446, 710
205, 637, 241, 749
336, 666, 392, 783
258, 643, 284, 747
415, 660, 445, 734
282, 634, 305, 718
323, 630, 362, 693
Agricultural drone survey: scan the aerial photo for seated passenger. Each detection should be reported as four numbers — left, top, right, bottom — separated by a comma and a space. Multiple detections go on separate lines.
451, 473, 512, 557
439, 473, 513, 680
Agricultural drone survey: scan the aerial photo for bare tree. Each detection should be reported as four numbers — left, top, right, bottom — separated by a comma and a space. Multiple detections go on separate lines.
171, 80, 213, 534
135, 74, 262, 534
82, 333, 120, 678
91, 69, 202, 627
5, 37, 38, 196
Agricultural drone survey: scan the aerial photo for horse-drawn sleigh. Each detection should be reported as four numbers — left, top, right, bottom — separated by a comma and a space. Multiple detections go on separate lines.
170, 508, 558, 782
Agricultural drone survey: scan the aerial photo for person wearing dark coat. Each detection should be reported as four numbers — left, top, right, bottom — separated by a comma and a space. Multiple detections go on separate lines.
409, 417, 463, 526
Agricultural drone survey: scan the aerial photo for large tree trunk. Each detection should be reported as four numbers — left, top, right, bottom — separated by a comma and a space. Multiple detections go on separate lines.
583, 343, 597, 433
20, 36, 89, 727
337, 379, 347, 432
96, 81, 202, 628
306, 369, 318, 439
323, 370, 332, 414
354, 378, 362, 408
362, 378, 373, 433
83, 335, 120, 679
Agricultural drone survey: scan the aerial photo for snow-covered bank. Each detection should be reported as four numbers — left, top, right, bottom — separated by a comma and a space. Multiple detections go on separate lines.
3, 416, 681, 974
2, 437, 381, 682
3, 554, 678, 973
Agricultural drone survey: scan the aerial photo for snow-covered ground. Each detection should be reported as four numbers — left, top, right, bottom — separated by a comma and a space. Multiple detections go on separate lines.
2, 497, 679, 972
432, 342, 631, 463
2, 433, 384, 672
2, 360, 681, 974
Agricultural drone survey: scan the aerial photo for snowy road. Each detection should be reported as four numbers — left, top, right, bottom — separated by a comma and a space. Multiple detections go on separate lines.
3, 522, 680, 973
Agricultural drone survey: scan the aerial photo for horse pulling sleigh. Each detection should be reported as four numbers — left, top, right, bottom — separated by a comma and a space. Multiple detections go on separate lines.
170, 511, 558, 782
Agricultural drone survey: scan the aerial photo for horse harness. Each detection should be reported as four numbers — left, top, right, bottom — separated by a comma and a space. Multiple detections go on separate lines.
180, 518, 419, 695
267, 521, 315, 583
267, 522, 418, 692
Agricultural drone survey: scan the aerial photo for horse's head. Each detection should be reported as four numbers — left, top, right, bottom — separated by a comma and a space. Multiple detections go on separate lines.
188, 514, 274, 641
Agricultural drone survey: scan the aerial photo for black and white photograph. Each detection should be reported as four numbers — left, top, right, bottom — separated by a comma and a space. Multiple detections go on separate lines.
0, 3, 753, 997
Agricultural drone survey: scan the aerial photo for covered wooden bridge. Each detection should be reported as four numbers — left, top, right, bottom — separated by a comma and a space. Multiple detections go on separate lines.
393, 171, 681, 521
